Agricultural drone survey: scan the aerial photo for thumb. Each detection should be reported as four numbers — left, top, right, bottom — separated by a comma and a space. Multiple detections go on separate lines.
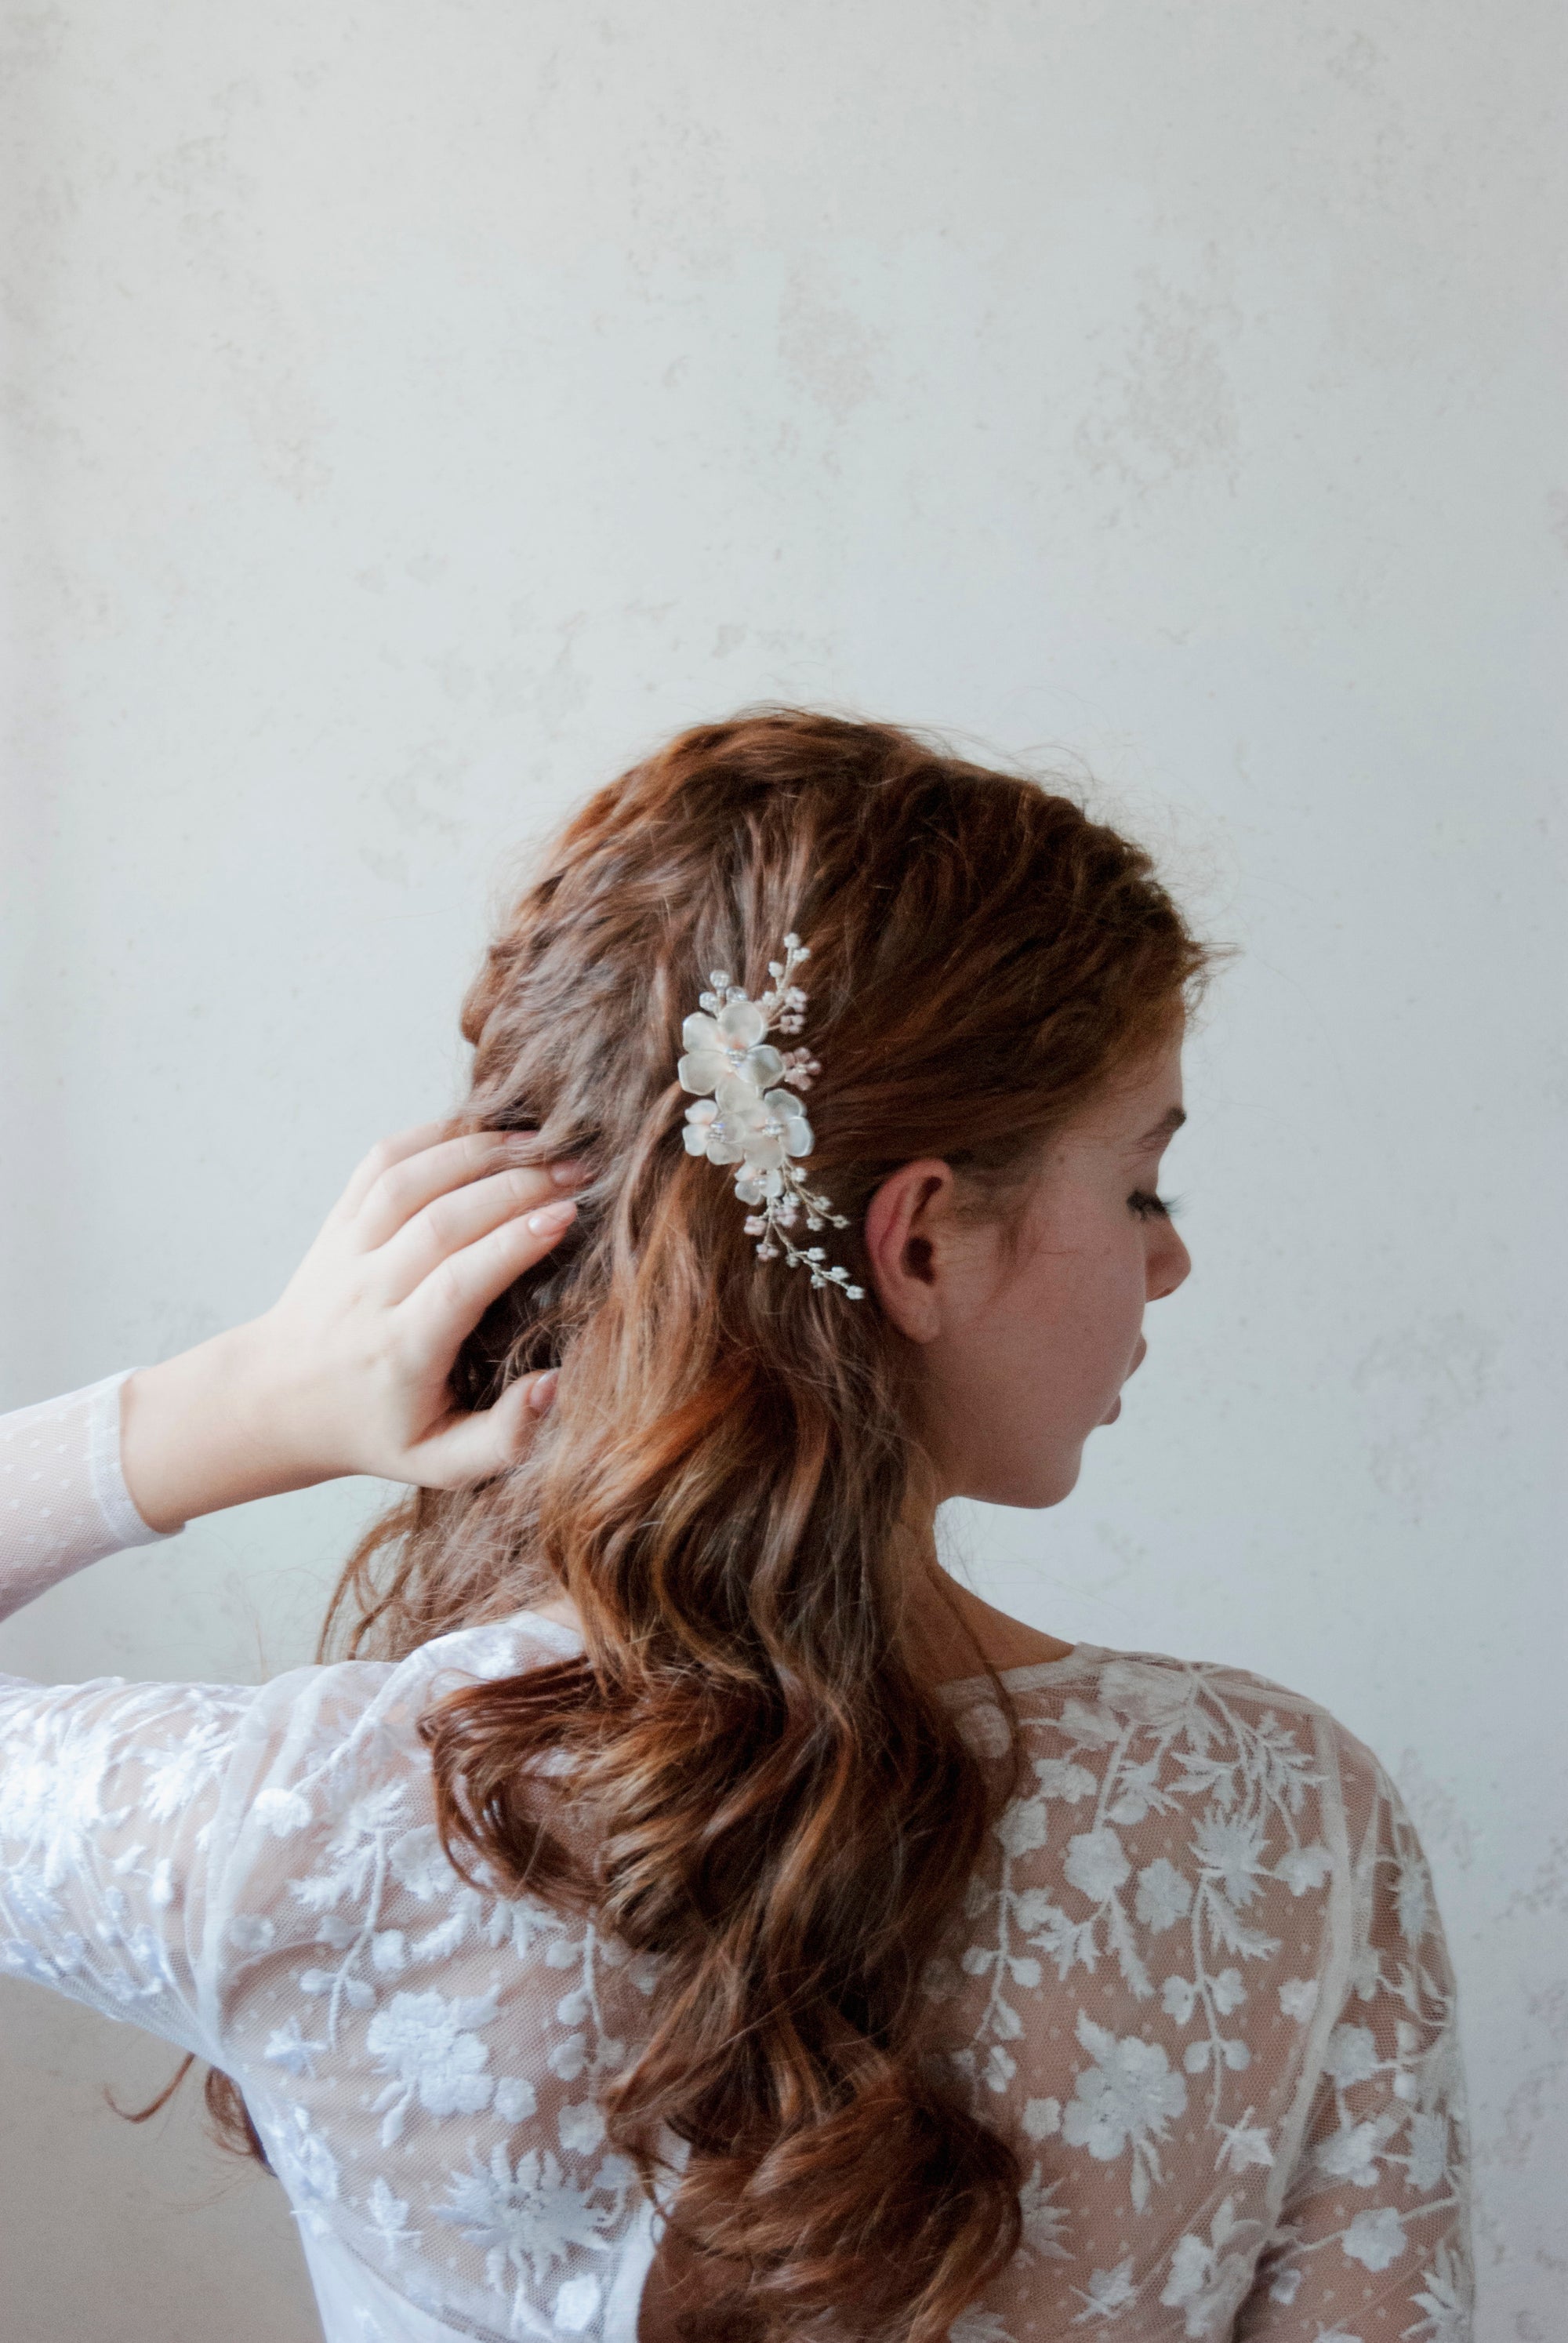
410, 1371, 558, 1490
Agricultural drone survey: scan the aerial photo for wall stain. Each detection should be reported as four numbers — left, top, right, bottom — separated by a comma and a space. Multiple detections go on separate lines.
1075, 270, 1240, 501
1352, 1310, 1497, 1501
1395, 1745, 1475, 1870
1502, 1832, 1568, 1919
778, 267, 885, 423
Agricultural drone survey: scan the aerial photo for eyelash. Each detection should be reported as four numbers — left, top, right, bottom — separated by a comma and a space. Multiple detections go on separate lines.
1128, 1190, 1179, 1221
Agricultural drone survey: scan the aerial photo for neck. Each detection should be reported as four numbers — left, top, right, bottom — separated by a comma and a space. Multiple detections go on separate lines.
895, 1502, 1076, 1683
528, 1498, 1076, 1687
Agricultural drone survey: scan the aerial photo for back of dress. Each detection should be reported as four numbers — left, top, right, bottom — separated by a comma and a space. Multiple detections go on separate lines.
1, 1552, 1471, 2341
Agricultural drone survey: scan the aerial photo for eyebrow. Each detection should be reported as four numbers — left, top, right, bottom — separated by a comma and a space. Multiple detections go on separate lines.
1138, 1105, 1187, 1145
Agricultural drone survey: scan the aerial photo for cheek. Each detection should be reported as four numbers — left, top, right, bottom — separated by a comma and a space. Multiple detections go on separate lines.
927, 1226, 1147, 1504
1015, 1229, 1145, 1399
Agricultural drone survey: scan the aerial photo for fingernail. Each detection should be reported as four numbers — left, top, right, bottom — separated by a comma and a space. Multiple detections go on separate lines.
550, 1157, 590, 1188
528, 1370, 559, 1415
526, 1198, 577, 1234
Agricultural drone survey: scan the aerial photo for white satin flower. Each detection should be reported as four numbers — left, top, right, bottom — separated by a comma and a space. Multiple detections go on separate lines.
681, 1097, 741, 1163
677, 1003, 786, 1096
683, 1081, 814, 1188
730, 1084, 813, 1168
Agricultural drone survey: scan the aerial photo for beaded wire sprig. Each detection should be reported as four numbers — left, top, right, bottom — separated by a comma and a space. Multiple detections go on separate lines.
677, 933, 865, 1299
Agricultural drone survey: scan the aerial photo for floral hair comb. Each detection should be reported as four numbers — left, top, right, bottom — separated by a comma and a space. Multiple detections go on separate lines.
677, 934, 864, 1299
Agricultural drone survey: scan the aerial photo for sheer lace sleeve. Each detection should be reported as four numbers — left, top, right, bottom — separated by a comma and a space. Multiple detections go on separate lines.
0, 1666, 263, 2058
1237, 1737, 1473, 2340
0, 1371, 176, 1624
0, 1371, 252, 2058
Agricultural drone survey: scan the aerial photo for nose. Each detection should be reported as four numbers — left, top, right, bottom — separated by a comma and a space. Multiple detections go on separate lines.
1147, 1217, 1191, 1303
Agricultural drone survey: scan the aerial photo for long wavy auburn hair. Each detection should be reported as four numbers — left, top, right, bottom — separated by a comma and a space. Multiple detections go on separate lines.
192, 710, 1209, 2340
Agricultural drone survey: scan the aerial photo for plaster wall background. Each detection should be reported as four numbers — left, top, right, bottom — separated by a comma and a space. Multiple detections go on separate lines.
1, 3, 1563, 2334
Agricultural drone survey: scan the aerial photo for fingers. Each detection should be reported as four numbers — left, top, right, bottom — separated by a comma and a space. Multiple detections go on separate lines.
354, 1131, 575, 1256
394, 1195, 577, 1362
331, 1120, 457, 1226
375, 1165, 576, 1306
410, 1370, 560, 1490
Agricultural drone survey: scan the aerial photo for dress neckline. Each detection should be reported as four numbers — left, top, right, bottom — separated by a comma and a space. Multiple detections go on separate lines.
931, 1644, 1101, 1698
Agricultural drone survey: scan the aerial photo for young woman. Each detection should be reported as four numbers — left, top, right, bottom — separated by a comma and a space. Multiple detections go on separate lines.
0, 711, 1472, 2343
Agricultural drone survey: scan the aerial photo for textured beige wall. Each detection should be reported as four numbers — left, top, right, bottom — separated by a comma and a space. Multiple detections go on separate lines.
2, 3, 1564, 2335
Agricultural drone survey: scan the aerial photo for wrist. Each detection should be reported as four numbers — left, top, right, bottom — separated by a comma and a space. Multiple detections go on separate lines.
120, 1320, 334, 1531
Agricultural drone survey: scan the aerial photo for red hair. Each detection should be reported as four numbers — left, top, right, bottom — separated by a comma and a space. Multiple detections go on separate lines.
213, 712, 1210, 2340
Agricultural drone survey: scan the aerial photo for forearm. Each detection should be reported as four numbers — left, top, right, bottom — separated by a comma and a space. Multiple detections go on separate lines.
118, 1321, 336, 1534
0, 1371, 177, 1623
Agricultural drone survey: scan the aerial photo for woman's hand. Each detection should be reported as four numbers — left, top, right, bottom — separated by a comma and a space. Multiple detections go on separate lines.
120, 1123, 586, 1533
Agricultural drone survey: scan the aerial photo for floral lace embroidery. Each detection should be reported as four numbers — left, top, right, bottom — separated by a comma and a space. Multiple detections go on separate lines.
924, 1655, 1470, 2339
0, 1383, 1472, 2342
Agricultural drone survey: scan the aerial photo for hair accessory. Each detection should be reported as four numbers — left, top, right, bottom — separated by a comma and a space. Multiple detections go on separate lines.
677, 934, 864, 1299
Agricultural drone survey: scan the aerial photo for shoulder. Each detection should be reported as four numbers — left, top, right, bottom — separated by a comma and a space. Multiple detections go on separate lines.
1004, 1642, 1393, 1780
1098, 1647, 1404, 1827
206, 1609, 582, 1835
192, 1611, 583, 1934
982, 1643, 1417, 1918
256, 1606, 581, 1716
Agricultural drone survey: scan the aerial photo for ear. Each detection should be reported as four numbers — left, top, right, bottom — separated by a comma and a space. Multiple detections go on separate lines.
862, 1158, 959, 1342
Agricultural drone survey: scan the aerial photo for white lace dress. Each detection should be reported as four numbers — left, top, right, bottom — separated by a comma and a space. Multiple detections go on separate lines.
0, 1373, 1474, 2343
